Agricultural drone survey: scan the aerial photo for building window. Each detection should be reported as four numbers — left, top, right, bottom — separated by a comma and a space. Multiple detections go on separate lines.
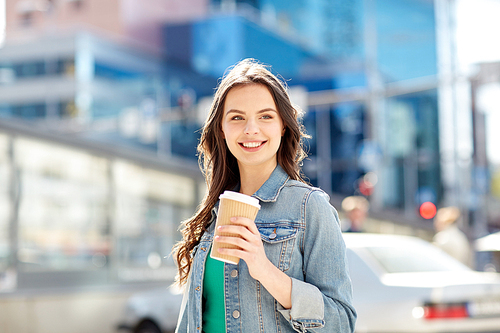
15, 138, 111, 273
0, 104, 13, 117
12, 104, 46, 118
13, 61, 45, 78
113, 160, 195, 281
0, 132, 199, 289
1, 58, 74, 80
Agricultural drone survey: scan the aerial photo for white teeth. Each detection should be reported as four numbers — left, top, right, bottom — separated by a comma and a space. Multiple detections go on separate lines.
242, 142, 262, 148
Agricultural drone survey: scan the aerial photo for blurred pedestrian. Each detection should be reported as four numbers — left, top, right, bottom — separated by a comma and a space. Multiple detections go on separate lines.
432, 206, 471, 266
172, 59, 356, 333
341, 196, 369, 232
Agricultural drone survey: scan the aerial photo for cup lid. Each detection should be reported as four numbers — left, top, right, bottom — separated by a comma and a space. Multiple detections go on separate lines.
219, 190, 261, 209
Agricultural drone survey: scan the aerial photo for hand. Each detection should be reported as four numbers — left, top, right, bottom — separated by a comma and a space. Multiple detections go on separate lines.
214, 216, 270, 281
215, 216, 292, 309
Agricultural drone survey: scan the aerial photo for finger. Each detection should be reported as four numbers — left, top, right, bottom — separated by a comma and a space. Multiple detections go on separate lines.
217, 225, 254, 241
214, 234, 251, 249
216, 240, 262, 266
229, 216, 260, 234
217, 247, 247, 260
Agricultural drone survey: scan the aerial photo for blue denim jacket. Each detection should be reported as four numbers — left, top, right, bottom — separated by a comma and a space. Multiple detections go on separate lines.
175, 166, 356, 332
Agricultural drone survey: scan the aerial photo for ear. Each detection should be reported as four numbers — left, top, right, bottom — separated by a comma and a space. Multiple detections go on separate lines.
281, 126, 286, 136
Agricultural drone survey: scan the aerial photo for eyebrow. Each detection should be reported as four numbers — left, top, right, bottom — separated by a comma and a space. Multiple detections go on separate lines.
225, 108, 278, 115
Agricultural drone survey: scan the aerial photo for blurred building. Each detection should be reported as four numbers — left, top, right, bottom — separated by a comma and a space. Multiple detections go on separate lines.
1, 0, 448, 224
0, 119, 204, 332
2, 0, 494, 278
4, 0, 208, 47
202, 0, 441, 222
0, 119, 203, 291
163, 14, 316, 79
0, 32, 164, 123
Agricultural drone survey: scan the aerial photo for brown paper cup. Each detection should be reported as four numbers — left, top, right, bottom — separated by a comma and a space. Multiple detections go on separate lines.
211, 191, 261, 265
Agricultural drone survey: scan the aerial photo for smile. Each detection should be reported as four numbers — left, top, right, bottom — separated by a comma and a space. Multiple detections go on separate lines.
240, 141, 265, 148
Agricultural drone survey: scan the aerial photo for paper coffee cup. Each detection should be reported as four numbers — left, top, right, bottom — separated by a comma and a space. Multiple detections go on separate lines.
211, 191, 261, 264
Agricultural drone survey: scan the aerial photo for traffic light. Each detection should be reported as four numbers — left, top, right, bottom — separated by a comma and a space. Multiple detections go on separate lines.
419, 201, 437, 219
358, 172, 377, 196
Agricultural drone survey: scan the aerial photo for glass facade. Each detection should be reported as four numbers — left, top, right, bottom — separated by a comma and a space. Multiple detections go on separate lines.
113, 160, 195, 281
0, 57, 75, 80
0, 56, 75, 118
381, 91, 441, 209
0, 34, 168, 123
0, 126, 202, 291
15, 138, 110, 273
302, 102, 366, 196
376, 0, 437, 82
164, 16, 315, 79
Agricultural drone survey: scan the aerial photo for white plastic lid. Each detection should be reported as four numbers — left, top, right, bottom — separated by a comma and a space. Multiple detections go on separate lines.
219, 190, 261, 209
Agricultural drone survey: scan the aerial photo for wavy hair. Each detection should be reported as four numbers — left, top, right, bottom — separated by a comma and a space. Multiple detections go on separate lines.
172, 58, 309, 286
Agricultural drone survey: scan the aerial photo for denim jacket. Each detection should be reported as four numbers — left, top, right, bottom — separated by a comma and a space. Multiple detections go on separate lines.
175, 166, 357, 333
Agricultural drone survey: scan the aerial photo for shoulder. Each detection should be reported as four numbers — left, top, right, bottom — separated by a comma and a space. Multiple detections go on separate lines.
283, 179, 331, 204
281, 182, 342, 234
280, 180, 338, 220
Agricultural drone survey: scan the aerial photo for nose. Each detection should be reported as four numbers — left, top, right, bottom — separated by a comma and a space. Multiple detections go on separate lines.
244, 119, 259, 135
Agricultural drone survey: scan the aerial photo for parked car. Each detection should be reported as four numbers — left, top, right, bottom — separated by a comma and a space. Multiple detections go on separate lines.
116, 285, 183, 333
475, 231, 500, 272
117, 233, 500, 333
344, 233, 500, 332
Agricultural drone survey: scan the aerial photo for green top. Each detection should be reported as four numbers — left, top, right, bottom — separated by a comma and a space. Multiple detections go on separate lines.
202, 245, 226, 333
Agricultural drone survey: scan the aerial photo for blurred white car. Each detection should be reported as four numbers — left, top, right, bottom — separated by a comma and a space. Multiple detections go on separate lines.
345, 233, 500, 333
116, 286, 183, 333
117, 233, 500, 333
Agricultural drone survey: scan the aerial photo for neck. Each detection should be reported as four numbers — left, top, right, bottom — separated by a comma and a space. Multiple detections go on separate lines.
238, 162, 277, 196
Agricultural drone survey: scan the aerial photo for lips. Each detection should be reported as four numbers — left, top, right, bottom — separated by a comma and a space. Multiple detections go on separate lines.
240, 141, 266, 149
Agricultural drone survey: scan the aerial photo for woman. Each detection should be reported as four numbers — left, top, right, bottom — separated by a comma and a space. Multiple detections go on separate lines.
173, 59, 356, 332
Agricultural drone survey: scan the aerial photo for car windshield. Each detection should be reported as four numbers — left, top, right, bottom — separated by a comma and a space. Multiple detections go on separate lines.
365, 243, 471, 273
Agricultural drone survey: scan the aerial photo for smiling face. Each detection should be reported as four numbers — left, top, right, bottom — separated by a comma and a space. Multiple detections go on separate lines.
221, 83, 284, 175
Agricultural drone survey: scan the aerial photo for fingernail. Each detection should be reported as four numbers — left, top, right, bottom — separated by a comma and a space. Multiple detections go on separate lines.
230, 217, 236, 222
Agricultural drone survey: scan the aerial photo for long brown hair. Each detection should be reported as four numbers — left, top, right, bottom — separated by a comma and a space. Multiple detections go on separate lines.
172, 58, 309, 286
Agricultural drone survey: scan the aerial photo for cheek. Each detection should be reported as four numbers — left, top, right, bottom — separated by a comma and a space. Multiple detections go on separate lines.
221, 121, 235, 140
274, 134, 284, 152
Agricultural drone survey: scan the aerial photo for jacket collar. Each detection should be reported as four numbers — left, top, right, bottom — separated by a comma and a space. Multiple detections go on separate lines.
252, 165, 289, 202
211, 165, 290, 218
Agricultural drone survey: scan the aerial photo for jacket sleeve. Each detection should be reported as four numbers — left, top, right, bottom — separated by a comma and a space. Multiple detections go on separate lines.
278, 190, 357, 332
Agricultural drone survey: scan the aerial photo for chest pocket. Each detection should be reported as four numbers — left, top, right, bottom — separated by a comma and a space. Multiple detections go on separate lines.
257, 222, 299, 272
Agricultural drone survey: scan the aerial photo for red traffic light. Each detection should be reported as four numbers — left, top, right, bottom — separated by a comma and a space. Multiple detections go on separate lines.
358, 172, 377, 196
359, 179, 374, 196
419, 201, 437, 219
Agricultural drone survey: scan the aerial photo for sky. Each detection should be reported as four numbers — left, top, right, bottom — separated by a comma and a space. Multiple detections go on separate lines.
456, 0, 500, 165
456, 0, 500, 65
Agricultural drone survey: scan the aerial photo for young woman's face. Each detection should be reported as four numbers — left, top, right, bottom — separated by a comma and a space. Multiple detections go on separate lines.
221, 84, 284, 173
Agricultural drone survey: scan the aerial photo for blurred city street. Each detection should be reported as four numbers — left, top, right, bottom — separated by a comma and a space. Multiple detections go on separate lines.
1, 0, 500, 332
